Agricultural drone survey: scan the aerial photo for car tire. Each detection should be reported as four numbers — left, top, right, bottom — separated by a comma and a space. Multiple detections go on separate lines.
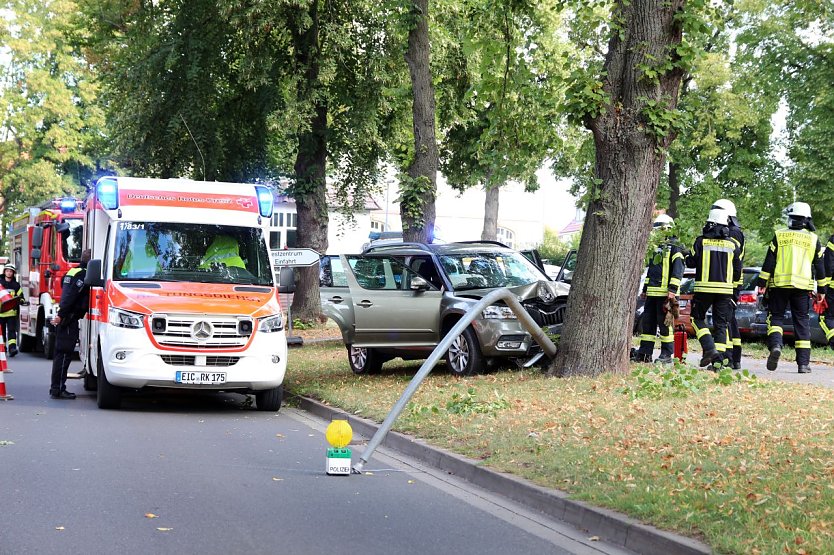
19, 330, 35, 352
255, 385, 283, 412
446, 326, 483, 377
96, 351, 122, 409
348, 346, 383, 375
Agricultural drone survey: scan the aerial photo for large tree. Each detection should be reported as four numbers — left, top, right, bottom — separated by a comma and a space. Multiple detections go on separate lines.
1, 0, 107, 243
551, 0, 706, 377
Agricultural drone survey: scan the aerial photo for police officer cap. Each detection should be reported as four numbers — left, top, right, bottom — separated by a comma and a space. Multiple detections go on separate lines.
652, 214, 674, 229
707, 207, 729, 226
3, 264, 16, 272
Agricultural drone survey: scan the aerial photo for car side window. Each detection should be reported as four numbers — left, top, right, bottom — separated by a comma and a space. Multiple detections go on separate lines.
348, 255, 436, 291
320, 256, 348, 287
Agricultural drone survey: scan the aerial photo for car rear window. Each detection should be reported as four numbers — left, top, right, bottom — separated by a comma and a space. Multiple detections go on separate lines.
741, 270, 759, 291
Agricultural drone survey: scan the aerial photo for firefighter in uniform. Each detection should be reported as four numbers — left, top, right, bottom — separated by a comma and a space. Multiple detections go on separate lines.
821, 231, 834, 348
687, 207, 742, 369
712, 199, 746, 369
49, 249, 91, 399
757, 203, 825, 373
0, 264, 24, 357
631, 214, 685, 364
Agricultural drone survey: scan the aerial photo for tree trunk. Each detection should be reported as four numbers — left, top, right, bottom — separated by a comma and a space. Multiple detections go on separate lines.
550, 0, 685, 377
401, 0, 438, 243
668, 162, 680, 219
481, 184, 499, 241
289, 2, 328, 323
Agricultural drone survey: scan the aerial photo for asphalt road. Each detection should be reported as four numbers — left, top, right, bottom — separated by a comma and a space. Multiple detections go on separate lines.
0, 352, 630, 555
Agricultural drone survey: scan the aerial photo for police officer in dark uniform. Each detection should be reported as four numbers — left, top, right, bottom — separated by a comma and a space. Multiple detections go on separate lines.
49, 249, 91, 399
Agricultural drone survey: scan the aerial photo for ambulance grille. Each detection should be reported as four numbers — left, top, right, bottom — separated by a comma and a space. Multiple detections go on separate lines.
152, 316, 250, 349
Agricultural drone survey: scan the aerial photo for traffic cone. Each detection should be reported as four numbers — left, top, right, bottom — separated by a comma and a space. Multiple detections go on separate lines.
0, 333, 9, 374
0, 364, 12, 400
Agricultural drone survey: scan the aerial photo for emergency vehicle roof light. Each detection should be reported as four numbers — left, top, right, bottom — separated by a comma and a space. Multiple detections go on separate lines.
96, 177, 119, 210
60, 198, 76, 213
255, 186, 273, 218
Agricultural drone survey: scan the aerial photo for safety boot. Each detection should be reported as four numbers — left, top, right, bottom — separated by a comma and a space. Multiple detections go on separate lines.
8, 344, 17, 357
766, 347, 781, 371
630, 349, 650, 363
798, 365, 812, 374
654, 355, 673, 365
699, 349, 720, 368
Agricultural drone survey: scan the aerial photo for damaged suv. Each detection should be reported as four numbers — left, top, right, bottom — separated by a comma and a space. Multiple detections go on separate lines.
320, 241, 570, 376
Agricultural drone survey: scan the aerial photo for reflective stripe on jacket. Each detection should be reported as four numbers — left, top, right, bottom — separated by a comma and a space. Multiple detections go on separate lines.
644, 243, 685, 297
759, 228, 824, 290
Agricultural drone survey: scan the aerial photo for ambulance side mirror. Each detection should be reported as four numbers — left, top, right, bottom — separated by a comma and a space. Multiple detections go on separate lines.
85, 259, 105, 287
278, 268, 296, 294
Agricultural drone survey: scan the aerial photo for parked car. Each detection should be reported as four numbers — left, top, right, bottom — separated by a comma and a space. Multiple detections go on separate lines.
735, 267, 761, 338
751, 294, 828, 345
320, 241, 570, 376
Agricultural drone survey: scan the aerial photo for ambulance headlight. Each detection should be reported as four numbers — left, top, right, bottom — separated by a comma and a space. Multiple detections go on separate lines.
109, 308, 144, 329
257, 314, 284, 333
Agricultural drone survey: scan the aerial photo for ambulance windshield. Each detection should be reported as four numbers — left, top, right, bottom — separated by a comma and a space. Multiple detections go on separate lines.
113, 222, 273, 285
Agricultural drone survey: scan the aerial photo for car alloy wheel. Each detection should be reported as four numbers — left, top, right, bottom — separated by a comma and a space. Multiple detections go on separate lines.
448, 335, 469, 373
347, 345, 382, 375
446, 326, 482, 376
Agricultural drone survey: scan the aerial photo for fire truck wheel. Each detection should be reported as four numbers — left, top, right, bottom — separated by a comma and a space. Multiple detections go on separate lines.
96, 353, 122, 409
255, 385, 283, 412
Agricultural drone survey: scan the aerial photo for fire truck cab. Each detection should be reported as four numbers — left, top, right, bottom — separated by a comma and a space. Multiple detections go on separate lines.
9, 198, 85, 358
81, 177, 287, 410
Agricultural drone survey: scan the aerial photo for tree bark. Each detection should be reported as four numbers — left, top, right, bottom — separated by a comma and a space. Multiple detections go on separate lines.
401, 0, 438, 243
668, 161, 680, 219
481, 184, 499, 241
289, 2, 328, 323
550, 0, 685, 377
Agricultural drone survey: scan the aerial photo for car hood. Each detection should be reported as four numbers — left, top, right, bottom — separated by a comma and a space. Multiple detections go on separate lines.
107, 281, 280, 318
452, 280, 569, 302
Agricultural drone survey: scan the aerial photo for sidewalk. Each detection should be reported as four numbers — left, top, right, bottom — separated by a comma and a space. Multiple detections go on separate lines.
682, 351, 834, 388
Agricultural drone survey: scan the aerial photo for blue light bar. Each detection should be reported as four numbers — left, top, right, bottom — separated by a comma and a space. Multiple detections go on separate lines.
96, 177, 119, 210
255, 186, 273, 218
60, 198, 77, 213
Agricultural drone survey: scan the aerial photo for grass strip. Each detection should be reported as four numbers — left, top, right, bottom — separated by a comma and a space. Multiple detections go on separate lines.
288, 342, 834, 554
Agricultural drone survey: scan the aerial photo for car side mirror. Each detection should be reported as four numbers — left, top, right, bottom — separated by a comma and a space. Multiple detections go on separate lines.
410, 275, 429, 291
85, 259, 105, 287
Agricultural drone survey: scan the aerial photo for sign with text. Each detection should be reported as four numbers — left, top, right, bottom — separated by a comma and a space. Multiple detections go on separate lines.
272, 248, 321, 267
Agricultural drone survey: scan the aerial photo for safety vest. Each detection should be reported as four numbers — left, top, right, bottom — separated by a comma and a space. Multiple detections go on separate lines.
693, 236, 738, 295
199, 236, 246, 269
644, 244, 684, 297
771, 229, 818, 290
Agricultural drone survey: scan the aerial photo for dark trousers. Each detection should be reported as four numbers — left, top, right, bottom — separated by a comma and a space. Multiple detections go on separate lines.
0, 315, 18, 347
727, 311, 742, 365
50, 322, 79, 394
692, 293, 733, 362
637, 296, 674, 358
767, 288, 811, 367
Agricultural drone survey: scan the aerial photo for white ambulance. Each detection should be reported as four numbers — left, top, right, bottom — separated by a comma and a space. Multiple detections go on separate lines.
81, 177, 287, 410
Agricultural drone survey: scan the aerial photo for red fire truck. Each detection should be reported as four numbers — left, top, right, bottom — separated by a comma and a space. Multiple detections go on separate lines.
8, 197, 85, 358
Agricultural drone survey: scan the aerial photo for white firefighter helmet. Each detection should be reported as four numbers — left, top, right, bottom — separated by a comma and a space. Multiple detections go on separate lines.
652, 214, 674, 230
785, 202, 812, 219
3, 264, 15, 273
711, 199, 736, 218
707, 207, 729, 226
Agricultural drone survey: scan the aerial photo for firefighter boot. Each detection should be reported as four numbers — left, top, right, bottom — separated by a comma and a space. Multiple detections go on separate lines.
731, 346, 742, 370
798, 365, 812, 374
630, 348, 650, 363
655, 342, 674, 365
766, 347, 781, 371
699, 349, 720, 368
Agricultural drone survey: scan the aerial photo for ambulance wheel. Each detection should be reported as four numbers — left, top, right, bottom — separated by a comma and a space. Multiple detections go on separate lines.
255, 385, 283, 412
348, 346, 382, 375
96, 353, 122, 409
83, 368, 97, 391
43, 325, 55, 360
19, 332, 35, 353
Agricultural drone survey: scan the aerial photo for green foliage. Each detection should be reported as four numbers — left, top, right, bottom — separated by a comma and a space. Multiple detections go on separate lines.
397, 174, 433, 231
535, 227, 581, 265
445, 387, 510, 416
620, 363, 765, 400
291, 318, 313, 330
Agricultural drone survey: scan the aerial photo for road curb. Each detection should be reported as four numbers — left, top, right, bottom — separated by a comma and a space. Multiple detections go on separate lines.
294, 394, 712, 555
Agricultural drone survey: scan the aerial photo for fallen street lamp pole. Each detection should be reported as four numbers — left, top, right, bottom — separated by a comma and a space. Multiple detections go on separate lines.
353, 287, 558, 473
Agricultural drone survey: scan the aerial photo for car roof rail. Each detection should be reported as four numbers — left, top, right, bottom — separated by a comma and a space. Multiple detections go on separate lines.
363, 241, 432, 254
453, 240, 512, 248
